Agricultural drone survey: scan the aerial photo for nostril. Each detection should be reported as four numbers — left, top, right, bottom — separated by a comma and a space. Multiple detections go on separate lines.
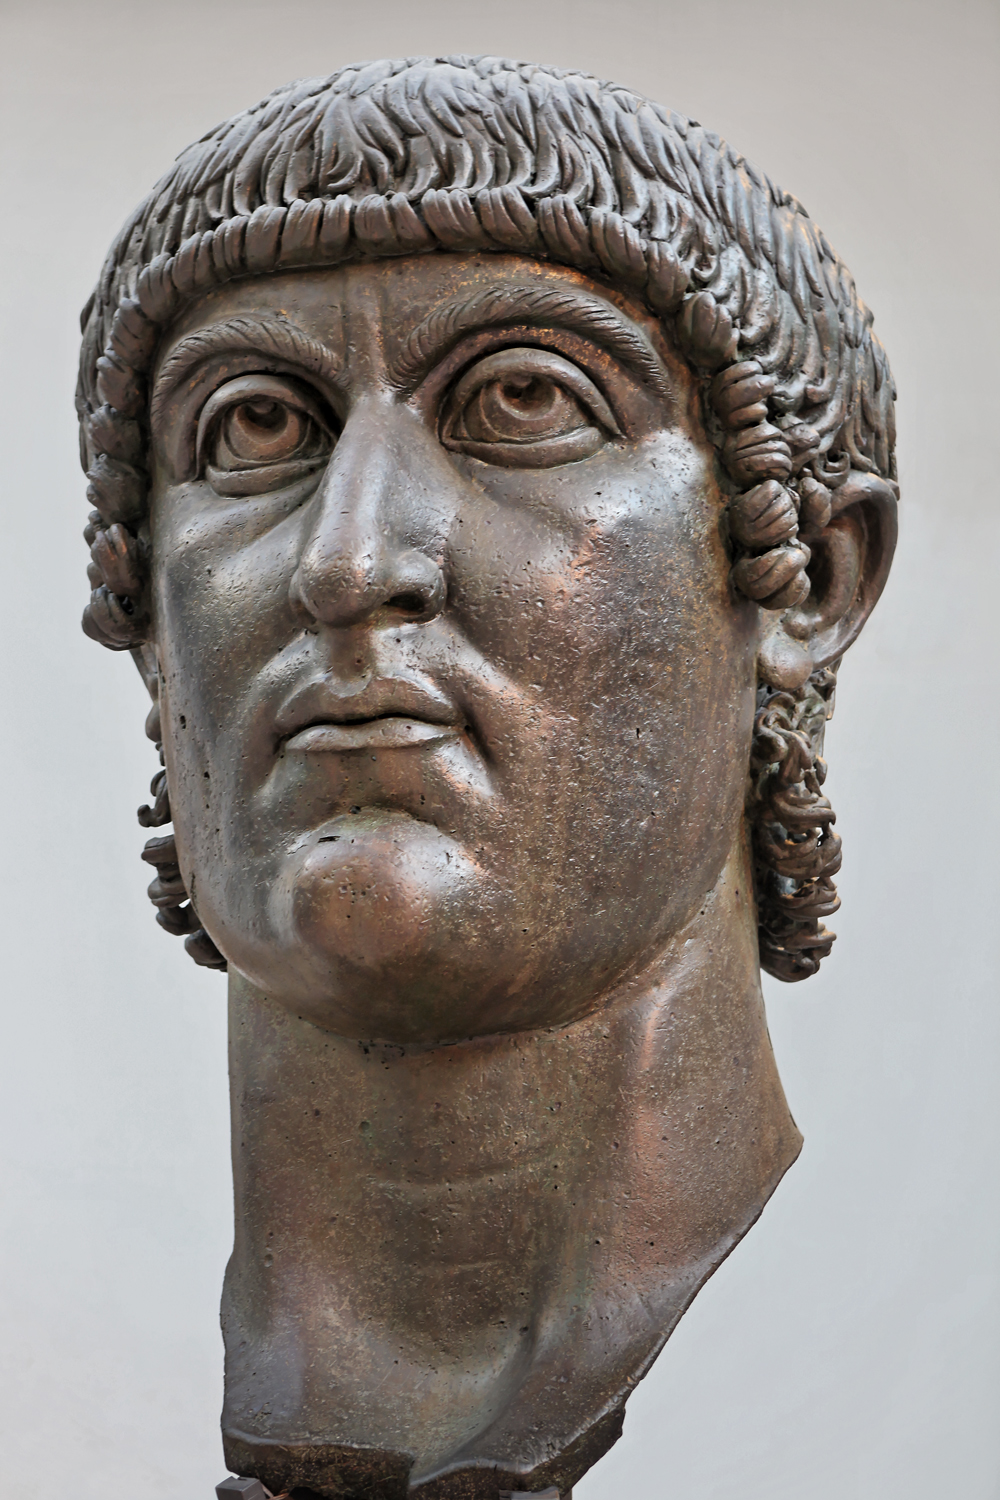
387, 591, 429, 618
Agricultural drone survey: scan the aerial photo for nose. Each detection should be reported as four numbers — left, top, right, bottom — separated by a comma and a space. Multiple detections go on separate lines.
290, 401, 447, 629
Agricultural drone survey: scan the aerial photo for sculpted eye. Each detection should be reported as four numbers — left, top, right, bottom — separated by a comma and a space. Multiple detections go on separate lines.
196, 375, 334, 496
441, 348, 621, 467
221, 398, 308, 464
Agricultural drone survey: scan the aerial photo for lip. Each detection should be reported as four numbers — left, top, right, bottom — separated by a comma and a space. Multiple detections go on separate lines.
286, 717, 463, 752
276, 674, 466, 754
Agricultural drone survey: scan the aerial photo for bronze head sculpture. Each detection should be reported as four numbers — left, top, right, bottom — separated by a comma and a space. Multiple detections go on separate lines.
77, 56, 897, 1499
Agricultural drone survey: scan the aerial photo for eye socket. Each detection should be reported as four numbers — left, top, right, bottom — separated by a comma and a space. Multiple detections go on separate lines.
196, 375, 334, 496
441, 348, 621, 468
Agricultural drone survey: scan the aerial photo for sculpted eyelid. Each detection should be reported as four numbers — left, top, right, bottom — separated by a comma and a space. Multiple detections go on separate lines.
151, 316, 342, 428
194, 375, 333, 473
445, 349, 622, 436
392, 288, 672, 399
409, 327, 665, 439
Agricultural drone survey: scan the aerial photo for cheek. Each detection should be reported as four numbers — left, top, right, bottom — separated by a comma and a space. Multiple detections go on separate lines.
150, 482, 310, 850
449, 440, 756, 883
451, 438, 749, 744
151, 481, 304, 709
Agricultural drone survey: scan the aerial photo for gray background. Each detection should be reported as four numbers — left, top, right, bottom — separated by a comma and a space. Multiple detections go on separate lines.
1, 0, 997, 1495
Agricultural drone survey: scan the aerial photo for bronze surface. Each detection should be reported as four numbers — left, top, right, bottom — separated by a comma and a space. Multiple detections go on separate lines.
77, 57, 898, 1498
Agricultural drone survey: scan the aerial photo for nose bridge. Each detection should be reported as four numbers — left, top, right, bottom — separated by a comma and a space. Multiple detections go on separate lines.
292, 400, 445, 627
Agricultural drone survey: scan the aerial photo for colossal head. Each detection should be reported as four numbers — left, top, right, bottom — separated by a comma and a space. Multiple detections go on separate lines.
78, 57, 897, 1499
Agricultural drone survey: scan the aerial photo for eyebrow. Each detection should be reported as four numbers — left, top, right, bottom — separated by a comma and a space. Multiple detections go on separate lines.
389, 285, 672, 397
150, 315, 341, 425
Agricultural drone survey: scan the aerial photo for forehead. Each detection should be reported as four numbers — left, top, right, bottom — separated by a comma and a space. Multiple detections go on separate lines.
154, 252, 678, 385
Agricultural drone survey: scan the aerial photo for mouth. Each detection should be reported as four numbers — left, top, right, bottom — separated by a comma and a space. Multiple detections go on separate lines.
276, 675, 467, 755
285, 715, 463, 752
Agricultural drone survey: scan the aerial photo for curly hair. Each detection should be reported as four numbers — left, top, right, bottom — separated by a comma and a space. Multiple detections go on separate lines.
76, 55, 898, 980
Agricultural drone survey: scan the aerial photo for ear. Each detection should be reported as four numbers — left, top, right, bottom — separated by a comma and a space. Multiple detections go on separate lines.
758, 471, 898, 689
130, 642, 159, 697
130, 643, 163, 743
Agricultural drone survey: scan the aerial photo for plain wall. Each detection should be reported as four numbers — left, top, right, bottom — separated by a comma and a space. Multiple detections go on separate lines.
1, 1, 997, 1496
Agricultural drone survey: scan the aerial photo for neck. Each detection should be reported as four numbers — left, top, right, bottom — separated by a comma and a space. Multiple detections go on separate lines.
221, 834, 801, 1498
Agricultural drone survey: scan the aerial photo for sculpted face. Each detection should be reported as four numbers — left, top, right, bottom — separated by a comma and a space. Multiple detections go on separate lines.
148, 254, 757, 1042
80, 59, 900, 1496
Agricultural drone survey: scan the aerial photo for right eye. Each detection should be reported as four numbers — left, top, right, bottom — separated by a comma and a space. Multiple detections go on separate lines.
216, 397, 313, 467
196, 375, 335, 496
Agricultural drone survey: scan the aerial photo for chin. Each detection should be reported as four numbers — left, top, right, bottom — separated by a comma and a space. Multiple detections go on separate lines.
217, 808, 518, 1043
211, 808, 678, 1045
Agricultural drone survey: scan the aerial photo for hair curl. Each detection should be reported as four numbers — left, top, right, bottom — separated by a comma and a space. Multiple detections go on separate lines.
750, 665, 842, 980
76, 55, 898, 980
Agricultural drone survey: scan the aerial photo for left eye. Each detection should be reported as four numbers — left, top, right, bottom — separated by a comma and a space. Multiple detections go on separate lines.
441, 348, 620, 467
196, 375, 334, 496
